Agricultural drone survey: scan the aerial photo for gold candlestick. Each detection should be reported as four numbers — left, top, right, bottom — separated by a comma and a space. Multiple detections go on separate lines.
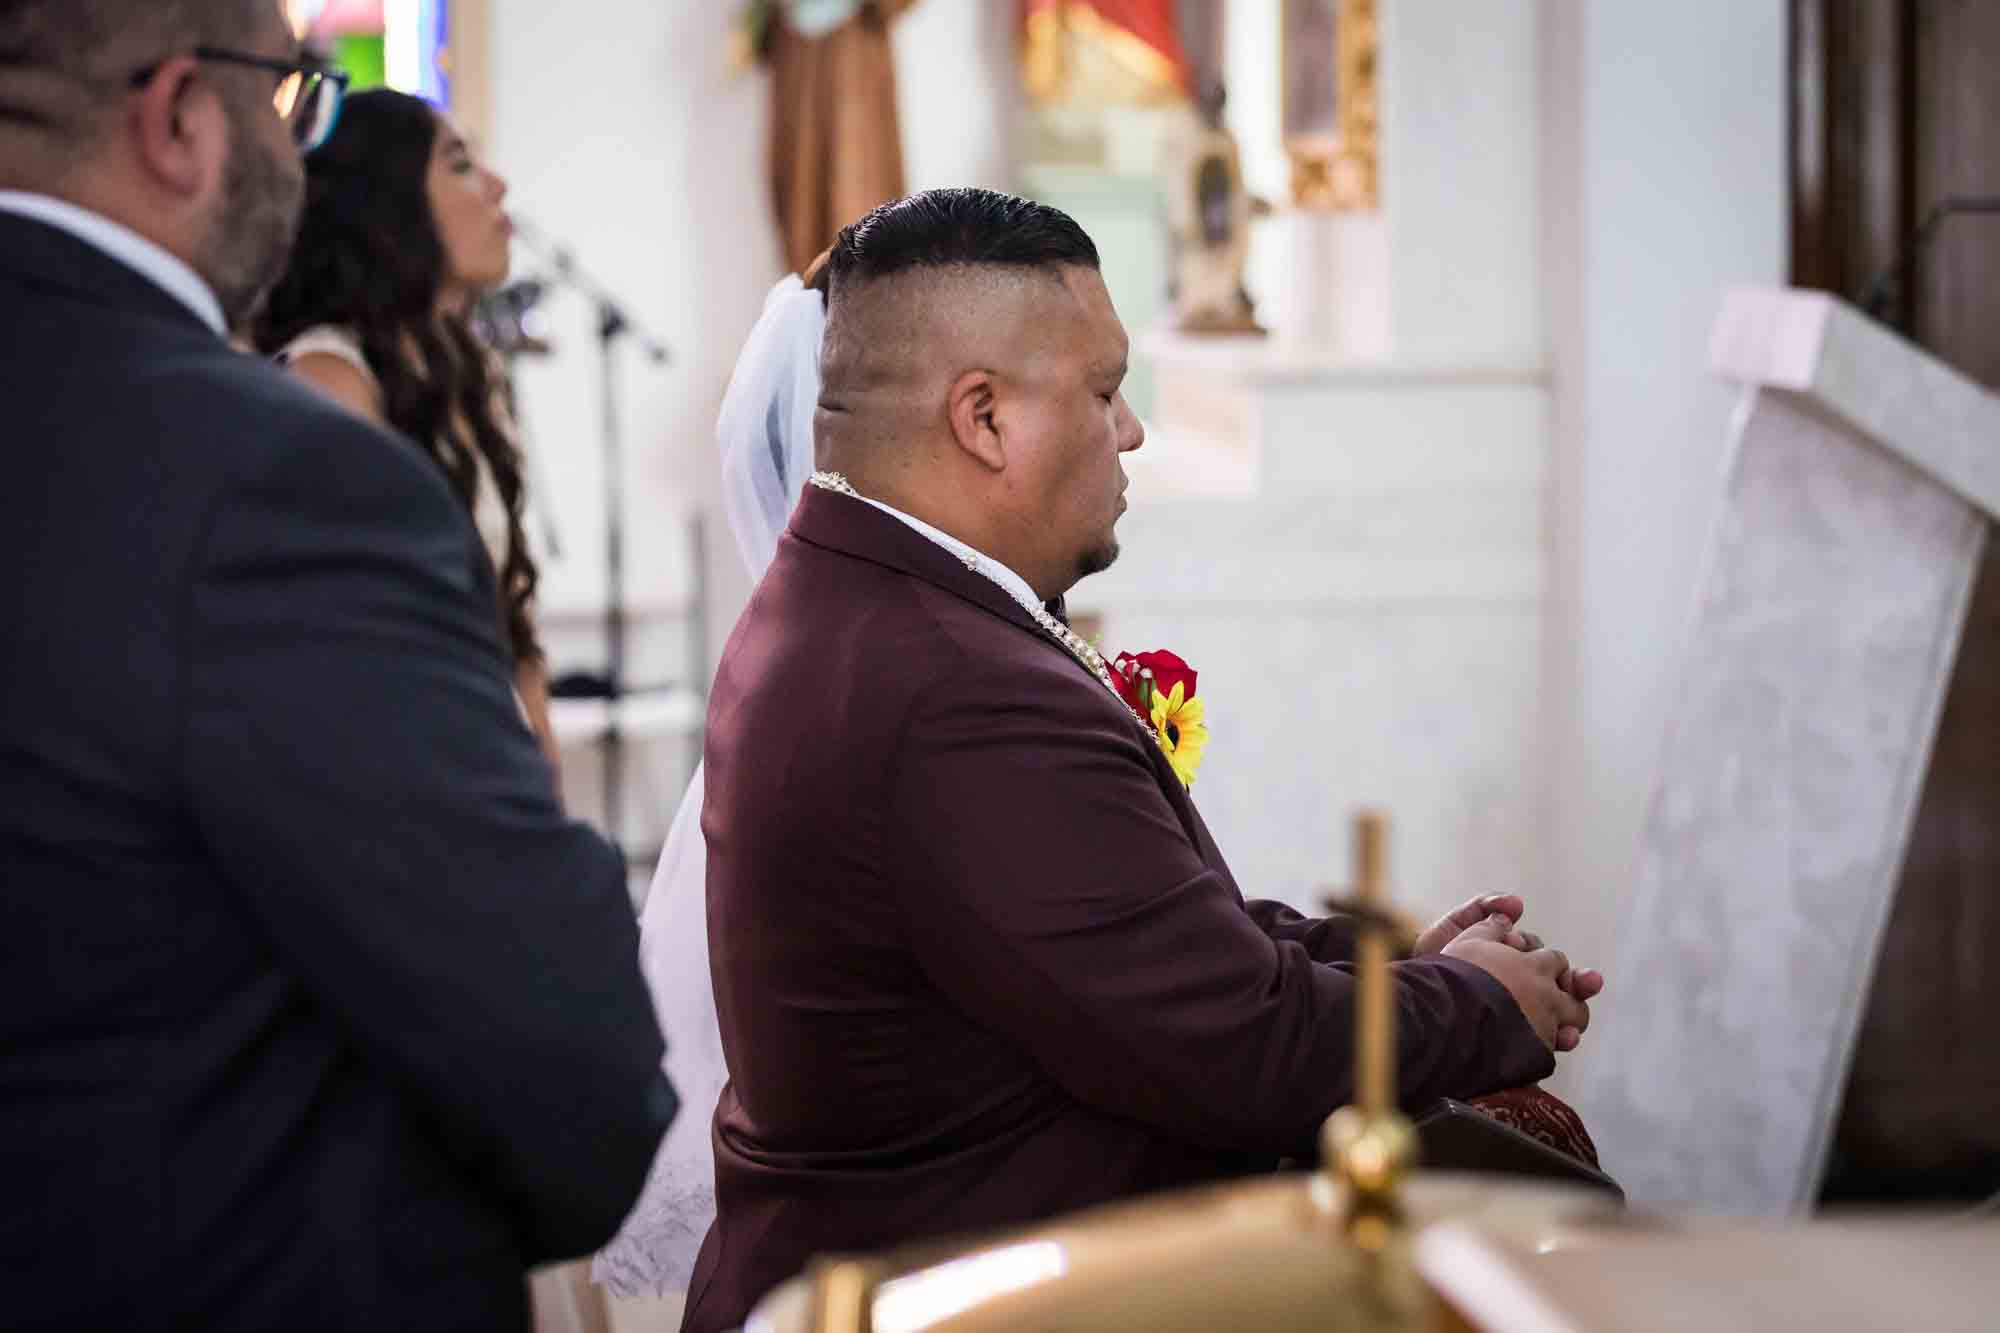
1355, 812, 1392, 1116
1324, 810, 1418, 1255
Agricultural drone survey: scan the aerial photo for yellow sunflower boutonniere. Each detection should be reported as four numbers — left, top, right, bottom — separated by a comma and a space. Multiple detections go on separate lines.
1108, 649, 1209, 788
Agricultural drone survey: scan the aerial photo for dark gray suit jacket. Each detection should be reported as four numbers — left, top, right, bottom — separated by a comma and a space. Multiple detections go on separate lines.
0, 211, 675, 1331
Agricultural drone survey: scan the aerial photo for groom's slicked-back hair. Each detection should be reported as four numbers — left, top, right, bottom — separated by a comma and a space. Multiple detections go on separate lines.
825, 188, 1099, 297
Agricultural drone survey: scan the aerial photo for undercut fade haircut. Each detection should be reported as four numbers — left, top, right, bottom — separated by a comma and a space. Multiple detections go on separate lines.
825, 187, 1099, 299
0, 0, 269, 137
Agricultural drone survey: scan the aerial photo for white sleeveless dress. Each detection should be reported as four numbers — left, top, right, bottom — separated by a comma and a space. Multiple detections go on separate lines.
277, 325, 512, 571
277, 324, 541, 748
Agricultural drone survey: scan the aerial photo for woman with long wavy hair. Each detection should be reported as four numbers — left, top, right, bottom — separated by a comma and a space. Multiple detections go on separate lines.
254, 89, 559, 768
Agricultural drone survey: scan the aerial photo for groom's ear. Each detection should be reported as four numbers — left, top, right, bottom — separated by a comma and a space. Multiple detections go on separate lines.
944, 368, 1006, 473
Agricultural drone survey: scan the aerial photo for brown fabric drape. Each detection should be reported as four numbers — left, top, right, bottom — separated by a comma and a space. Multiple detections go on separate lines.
767, 1, 917, 275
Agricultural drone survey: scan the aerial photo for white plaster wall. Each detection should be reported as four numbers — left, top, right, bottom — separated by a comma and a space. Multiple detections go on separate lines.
478, 0, 779, 845
893, 0, 1017, 196
1223, 0, 1287, 201
1101, 3, 1552, 924
1539, 0, 1788, 1074
474, 0, 1790, 1024
487, 0, 1012, 692
1080, 370, 1548, 926
481, 1, 1011, 845
1228, 0, 1537, 364
1381, 0, 1542, 367
486, 0, 778, 681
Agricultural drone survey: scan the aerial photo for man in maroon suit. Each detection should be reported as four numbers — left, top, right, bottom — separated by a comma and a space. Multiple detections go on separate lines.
684, 189, 1599, 1332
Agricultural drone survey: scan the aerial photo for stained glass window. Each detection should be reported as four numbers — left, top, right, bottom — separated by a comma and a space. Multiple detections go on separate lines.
296, 0, 451, 106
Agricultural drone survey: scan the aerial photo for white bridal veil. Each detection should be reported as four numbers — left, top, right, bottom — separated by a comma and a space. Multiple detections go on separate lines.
592, 274, 825, 1295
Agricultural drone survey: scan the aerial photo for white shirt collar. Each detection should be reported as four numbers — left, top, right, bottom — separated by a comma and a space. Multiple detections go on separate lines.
0, 191, 228, 336
847, 492, 1048, 621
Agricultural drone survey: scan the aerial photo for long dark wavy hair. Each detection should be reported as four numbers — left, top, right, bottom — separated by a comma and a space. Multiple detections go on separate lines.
254, 88, 541, 666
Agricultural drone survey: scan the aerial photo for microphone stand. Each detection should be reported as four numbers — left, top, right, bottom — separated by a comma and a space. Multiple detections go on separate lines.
1859, 195, 2000, 328
514, 219, 672, 859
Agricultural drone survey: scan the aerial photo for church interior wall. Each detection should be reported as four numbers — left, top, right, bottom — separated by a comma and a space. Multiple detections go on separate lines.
480, 0, 775, 845
477, 0, 1787, 977
892, 0, 1020, 197
1538, 0, 1788, 1091
1079, 1, 1547, 929
490, 0, 765, 654
1381, 0, 1544, 370
481, 1, 1015, 847
26, 2, 2000, 1326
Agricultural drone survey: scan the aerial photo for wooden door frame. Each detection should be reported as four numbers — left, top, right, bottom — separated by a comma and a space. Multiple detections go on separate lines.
448, 0, 493, 150
1788, 0, 1915, 319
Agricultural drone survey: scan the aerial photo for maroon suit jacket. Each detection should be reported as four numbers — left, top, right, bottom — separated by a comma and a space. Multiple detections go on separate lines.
683, 486, 1552, 1332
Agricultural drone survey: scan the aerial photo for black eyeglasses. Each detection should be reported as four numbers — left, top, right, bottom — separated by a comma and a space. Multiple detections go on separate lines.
128, 47, 350, 152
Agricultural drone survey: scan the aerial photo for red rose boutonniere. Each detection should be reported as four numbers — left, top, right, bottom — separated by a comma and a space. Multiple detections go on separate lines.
1108, 649, 1208, 787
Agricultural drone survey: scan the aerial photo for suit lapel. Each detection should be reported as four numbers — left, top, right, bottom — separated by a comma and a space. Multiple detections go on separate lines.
787, 484, 1102, 685
788, 484, 1211, 842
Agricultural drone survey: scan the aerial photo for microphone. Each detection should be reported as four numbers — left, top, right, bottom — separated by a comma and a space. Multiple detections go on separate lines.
509, 215, 672, 365
1859, 195, 2000, 325
510, 217, 571, 275
472, 278, 550, 357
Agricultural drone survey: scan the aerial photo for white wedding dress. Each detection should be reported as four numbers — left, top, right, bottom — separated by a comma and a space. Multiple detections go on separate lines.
592, 275, 824, 1297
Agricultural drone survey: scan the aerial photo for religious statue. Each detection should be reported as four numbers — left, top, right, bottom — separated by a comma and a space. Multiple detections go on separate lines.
1167, 81, 1268, 337
732, 0, 920, 274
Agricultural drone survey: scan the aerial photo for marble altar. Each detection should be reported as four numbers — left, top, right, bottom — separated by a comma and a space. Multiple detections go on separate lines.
1578, 287, 2000, 1214
1074, 337, 1547, 923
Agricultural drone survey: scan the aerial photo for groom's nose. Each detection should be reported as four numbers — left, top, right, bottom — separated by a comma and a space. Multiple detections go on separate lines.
1115, 394, 1146, 453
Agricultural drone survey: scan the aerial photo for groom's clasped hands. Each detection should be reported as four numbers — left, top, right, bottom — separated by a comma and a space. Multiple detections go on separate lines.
1420, 893, 1604, 1053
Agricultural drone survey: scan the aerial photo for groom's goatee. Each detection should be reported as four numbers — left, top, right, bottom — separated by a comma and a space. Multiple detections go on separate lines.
1080, 542, 1121, 580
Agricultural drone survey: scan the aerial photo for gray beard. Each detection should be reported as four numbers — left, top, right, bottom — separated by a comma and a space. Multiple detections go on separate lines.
196, 108, 303, 331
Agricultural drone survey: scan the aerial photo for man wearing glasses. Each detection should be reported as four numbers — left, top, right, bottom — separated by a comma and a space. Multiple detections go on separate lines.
0, 4, 675, 1329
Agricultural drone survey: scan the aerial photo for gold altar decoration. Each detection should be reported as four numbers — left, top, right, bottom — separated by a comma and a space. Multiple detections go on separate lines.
1285, 0, 1379, 212
1019, 1, 1191, 108
1324, 812, 1418, 1259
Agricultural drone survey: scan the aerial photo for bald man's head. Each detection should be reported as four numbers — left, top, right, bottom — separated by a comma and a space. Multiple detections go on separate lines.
815, 188, 1144, 601
0, 0, 305, 328
0, 0, 272, 157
